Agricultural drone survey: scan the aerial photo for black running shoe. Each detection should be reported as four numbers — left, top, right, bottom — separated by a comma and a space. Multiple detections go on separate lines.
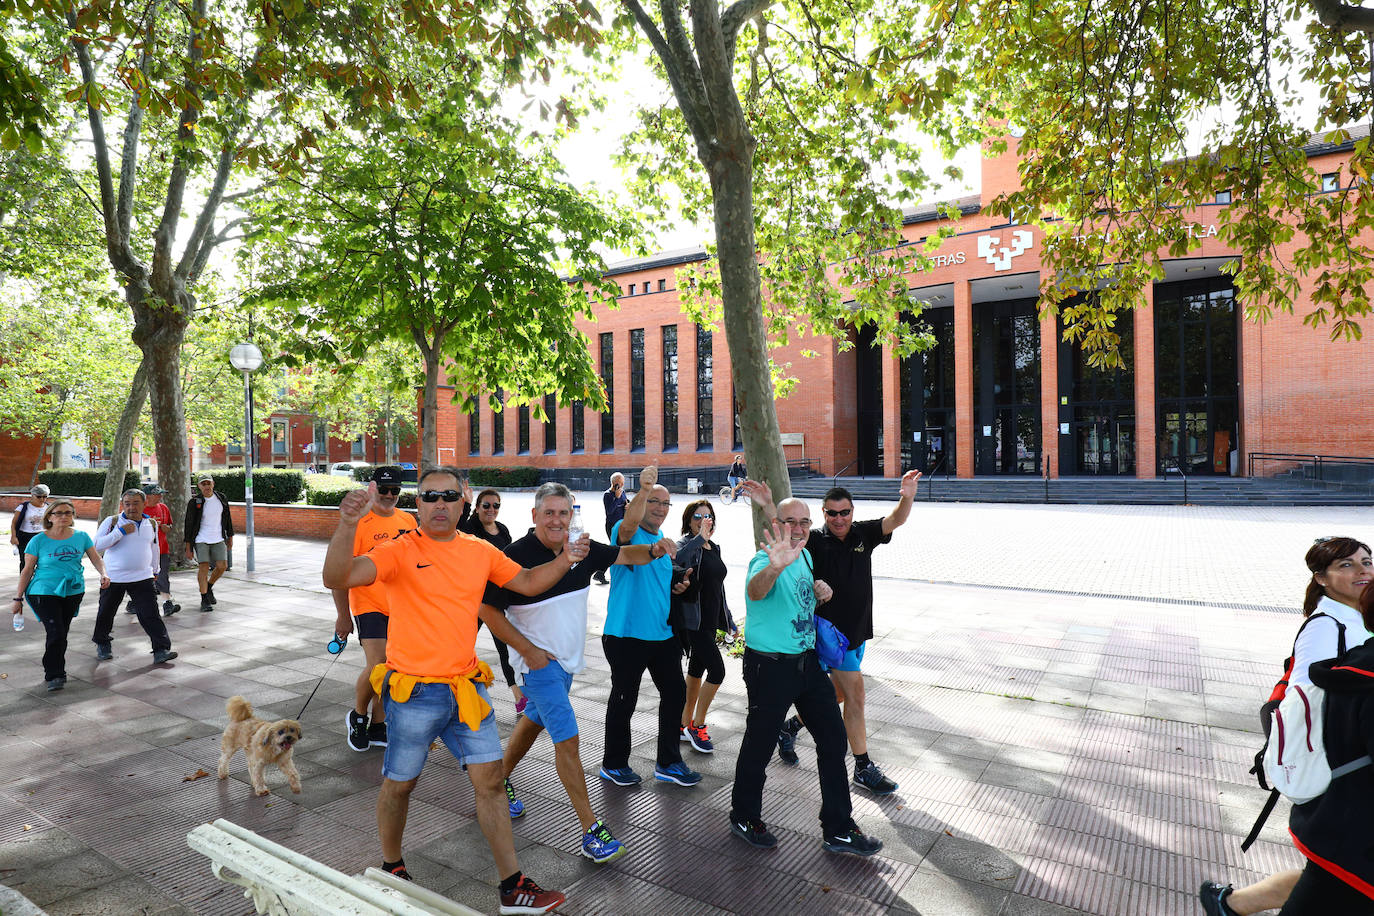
1199, 881, 1239, 916
823, 825, 883, 856
346, 709, 370, 752
162, 600, 180, 617
367, 722, 388, 747
205, 585, 217, 605
777, 727, 799, 765
853, 761, 898, 795
729, 815, 778, 849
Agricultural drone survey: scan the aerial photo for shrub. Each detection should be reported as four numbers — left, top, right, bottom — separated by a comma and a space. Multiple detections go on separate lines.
38, 469, 140, 497
200, 469, 304, 504
465, 466, 540, 488
304, 474, 352, 506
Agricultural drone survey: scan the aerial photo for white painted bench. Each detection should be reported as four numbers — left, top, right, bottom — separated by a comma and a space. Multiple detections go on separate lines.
187, 818, 481, 916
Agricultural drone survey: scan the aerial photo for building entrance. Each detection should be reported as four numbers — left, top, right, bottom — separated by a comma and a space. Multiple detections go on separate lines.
1057, 300, 1136, 475
1154, 278, 1239, 475
974, 298, 1041, 475
855, 323, 885, 476
900, 307, 955, 475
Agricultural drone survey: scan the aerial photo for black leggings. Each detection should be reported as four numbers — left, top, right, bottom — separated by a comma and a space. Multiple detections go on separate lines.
1279, 863, 1374, 915
685, 625, 725, 684
30, 594, 82, 681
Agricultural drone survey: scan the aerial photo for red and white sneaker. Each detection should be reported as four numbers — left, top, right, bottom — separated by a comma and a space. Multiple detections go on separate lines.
499, 875, 565, 915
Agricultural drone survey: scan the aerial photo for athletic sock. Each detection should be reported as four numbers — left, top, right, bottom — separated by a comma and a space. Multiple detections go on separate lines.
499, 871, 523, 894
854, 752, 872, 770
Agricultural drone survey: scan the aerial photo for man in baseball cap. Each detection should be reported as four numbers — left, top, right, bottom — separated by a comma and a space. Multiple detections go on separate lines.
332, 466, 417, 751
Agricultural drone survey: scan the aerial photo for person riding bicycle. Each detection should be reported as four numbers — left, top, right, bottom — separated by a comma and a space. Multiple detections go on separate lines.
727, 456, 747, 500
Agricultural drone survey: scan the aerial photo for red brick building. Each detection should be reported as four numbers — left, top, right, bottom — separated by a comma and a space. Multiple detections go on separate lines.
430, 130, 1374, 480
204, 411, 417, 471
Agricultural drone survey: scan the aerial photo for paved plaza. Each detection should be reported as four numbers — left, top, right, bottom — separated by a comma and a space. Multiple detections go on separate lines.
0, 493, 1369, 915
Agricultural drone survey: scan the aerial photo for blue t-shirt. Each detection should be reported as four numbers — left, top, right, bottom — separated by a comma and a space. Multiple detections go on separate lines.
24, 531, 95, 598
604, 520, 672, 640
744, 548, 816, 654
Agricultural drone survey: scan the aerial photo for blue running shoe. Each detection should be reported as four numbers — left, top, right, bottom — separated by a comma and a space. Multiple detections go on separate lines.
653, 761, 702, 786
580, 819, 627, 863
598, 765, 642, 786
504, 778, 525, 818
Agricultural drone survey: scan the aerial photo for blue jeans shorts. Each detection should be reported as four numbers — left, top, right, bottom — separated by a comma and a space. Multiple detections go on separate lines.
824, 640, 866, 673
520, 661, 578, 744
381, 681, 503, 781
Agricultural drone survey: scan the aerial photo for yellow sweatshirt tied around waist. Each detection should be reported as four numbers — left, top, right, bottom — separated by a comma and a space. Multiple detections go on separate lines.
370, 661, 495, 732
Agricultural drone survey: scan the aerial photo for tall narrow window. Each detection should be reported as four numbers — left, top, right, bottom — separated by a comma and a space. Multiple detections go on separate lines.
517, 405, 530, 454
599, 333, 614, 452
571, 399, 585, 452
492, 389, 505, 455
544, 394, 557, 453
662, 325, 678, 451
630, 328, 646, 450
696, 325, 713, 450
468, 397, 480, 455
732, 385, 742, 449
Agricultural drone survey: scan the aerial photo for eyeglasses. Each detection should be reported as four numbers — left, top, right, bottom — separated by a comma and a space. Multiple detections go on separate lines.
824, 508, 852, 518
692, 513, 712, 520
480, 502, 500, 510
419, 489, 462, 503
647, 499, 671, 507
376, 486, 401, 496
780, 517, 811, 527
48, 510, 75, 517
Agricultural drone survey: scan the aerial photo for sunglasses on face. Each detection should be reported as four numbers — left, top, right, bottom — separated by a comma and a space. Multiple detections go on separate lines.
480, 502, 500, 510
376, 486, 401, 496
647, 499, 671, 507
824, 508, 852, 518
48, 510, 75, 517
419, 489, 462, 503
692, 513, 712, 520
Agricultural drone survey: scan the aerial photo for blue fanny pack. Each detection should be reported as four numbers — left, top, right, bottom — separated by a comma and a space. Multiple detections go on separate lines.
814, 615, 849, 668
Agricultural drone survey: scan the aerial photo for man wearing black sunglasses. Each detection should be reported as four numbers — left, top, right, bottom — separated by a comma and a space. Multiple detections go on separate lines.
752, 468, 921, 796
333, 466, 416, 753
324, 466, 588, 914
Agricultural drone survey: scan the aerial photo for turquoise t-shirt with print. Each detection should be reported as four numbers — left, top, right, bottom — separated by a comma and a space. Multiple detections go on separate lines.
24, 531, 94, 597
604, 520, 673, 640
744, 548, 816, 654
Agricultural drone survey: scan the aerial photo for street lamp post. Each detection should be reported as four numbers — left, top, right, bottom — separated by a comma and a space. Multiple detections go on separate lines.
229, 343, 264, 572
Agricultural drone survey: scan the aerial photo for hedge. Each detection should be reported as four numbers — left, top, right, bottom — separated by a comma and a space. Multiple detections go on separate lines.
466, 466, 540, 487
203, 469, 304, 504
38, 469, 140, 497
304, 474, 417, 509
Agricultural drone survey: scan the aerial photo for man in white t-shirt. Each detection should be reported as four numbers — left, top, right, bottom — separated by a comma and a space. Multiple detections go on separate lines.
184, 475, 233, 611
92, 488, 178, 664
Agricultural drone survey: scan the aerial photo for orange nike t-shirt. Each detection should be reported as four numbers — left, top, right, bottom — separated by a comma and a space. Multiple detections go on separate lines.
349, 509, 418, 616
367, 529, 522, 678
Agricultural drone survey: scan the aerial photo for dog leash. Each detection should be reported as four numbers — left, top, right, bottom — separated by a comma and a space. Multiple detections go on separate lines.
296, 633, 348, 720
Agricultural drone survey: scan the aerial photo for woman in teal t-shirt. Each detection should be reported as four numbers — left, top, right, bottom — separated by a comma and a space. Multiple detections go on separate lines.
11, 498, 108, 691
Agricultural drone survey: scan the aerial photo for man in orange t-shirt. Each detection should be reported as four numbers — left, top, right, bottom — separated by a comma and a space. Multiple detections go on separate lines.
323, 466, 588, 916
331, 466, 417, 753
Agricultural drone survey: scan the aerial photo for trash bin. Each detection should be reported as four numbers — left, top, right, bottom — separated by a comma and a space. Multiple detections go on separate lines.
687, 478, 700, 493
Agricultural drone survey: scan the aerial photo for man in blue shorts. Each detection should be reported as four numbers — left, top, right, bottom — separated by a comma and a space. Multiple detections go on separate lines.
324, 468, 588, 915
754, 470, 921, 795
483, 482, 670, 863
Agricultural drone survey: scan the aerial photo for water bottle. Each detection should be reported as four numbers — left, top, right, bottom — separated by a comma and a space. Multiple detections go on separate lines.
12, 611, 23, 632
567, 504, 584, 567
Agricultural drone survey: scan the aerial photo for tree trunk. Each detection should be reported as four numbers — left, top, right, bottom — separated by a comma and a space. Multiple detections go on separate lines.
136, 304, 192, 559
421, 351, 439, 469
99, 358, 150, 521
709, 149, 789, 536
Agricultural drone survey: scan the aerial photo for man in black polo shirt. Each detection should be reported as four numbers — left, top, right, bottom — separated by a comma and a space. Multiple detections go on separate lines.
753, 468, 920, 795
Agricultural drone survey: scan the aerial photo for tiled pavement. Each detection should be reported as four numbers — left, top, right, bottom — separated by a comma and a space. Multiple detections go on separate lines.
0, 494, 1367, 915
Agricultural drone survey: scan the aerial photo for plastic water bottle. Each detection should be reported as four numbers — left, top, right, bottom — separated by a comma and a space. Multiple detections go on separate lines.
12, 612, 23, 632
567, 504, 584, 567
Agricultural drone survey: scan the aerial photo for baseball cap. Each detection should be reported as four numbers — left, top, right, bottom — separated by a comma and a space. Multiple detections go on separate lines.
142, 484, 164, 495
373, 466, 404, 486
198, 474, 214, 484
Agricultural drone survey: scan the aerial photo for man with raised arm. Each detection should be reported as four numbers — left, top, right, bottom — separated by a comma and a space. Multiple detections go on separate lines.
323, 466, 588, 916
728, 499, 883, 856
750, 469, 921, 795
600, 465, 696, 788
484, 482, 674, 864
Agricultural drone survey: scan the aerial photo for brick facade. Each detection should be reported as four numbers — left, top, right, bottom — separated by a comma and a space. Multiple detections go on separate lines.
0, 493, 343, 540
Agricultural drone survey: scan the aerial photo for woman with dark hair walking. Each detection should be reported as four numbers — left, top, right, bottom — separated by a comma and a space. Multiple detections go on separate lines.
673, 499, 736, 754
1201, 536, 1374, 916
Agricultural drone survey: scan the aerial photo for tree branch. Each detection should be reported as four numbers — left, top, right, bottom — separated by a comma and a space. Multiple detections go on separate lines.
720, 0, 774, 61
1305, 0, 1374, 32
176, 132, 239, 282
690, 0, 750, 149
150, 0, 207, 299
623, 1, 715, 158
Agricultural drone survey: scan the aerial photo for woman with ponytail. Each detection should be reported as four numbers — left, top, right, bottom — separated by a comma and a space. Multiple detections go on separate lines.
1200, 537, 1374, 916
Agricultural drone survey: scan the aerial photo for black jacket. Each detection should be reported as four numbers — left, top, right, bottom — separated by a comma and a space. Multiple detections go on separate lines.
671, 534, 735, 634
1290, 643, 1374, 900
184, 491, 234, 544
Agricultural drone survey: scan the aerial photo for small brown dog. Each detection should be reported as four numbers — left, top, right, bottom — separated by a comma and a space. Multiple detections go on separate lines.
217, 696, 303, 797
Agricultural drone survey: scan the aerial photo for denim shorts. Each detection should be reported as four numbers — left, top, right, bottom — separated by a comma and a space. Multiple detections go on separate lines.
520, 661, 578, 744
824, 641, 866, 673
381, 681, 503, 781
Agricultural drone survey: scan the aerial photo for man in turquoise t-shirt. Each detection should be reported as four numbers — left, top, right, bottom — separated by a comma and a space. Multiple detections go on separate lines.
727, 497, 883, 857
600, 465, 698, 788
